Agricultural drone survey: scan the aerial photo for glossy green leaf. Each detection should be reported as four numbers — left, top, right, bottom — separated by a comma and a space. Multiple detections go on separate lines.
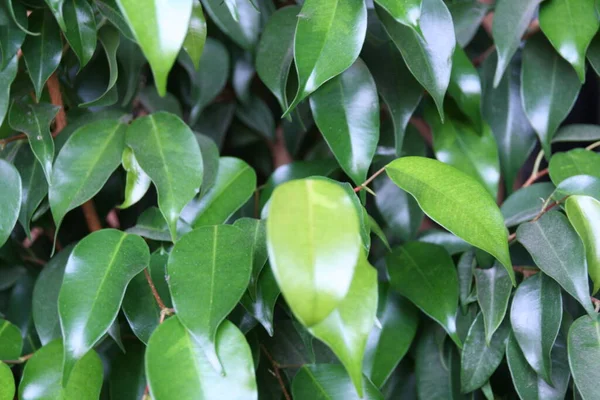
44, 0, 66, 30
201, 0, 260, 50
474, 262, 512, 343
386, 242, 461, 347
481, 52, 536, 192
126, 207, 191, 242
182, 0, 207, 70
374, 0, 421, 31
588, 31, 600, 76
501, 183, 555, 228
32, 245, 73, 345
521, 35, 582, 155
126, 112, 203, 241
553, 124, 600, 143
448, 47, 482, 130
461, 314, 509, 393
385, 156, 513, 283
235, 95, 275, 140
79, 25, 119, 107
49, 119, 126, 233
13, 143, 47, 237
195, 133, 219, 196
510, 272, 562, 384
109, 341, 146, 400
0, 362, 14, 399
240, 263, 280, 336
22, 10, 62, 101
0, 158, 21, 247
458, 250, 476, 313
168, 225, 251, 370
292, 364, 383, 400
554, 175, 600, 200
568, 314, 600, 400
364, 286, 418, 388
368, 214, 391, 251
118, 147, 151, 209
517, 211, 595, 314
62, 0, 96, 68
549, 149, 600, 185
566, 196, 600, 294
19, 340, 103, 400
58, 229, 150, 385
116, 0, 192, 96
0, 0, 26, 70
96, 0, 134, 40
8, 102, 59, 182
255, 6, 298, 112
234, 218, 267, 299
447, 0, 490, 47
310, 59, 379, 186
539, 0, 599, 82
117, 37, 145, 106
284, 0, 367, 115
492, 0, 542, 86
146, 317, 257, 400
507, 332, 570, 400
0, 318, 21, 360
266, 178, 362, 327
0, 56, 18, 127
308, 254, 378, 396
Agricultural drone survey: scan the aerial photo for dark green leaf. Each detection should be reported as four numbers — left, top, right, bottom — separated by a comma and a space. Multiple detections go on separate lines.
0, 159, 21, 247
458, 249, 476, 313
292, 364, 383, 400
43, 0, 66, 30
474, 262, 512, 343
0, 0, 26, 70
200, 0, 260, 50
195, 133, 220, 197
183, 0, 207, 70
554, 175, 600, 200
0, 318, 22, 359
62, 0, 96, 69
126, 207, 191, 242
235, 94, 275, 140
447, 0, 490, 47
553, 124, 600, 143
568, 314, 600, 400
117, 36, 145, 106
234, 218, 267, 298
240, 263, 280, 336
501, 183, 555, 227
0, 56, 18, 127
417, 229, 471, 255
373, 0, 421, 31
96, 0, 134, 40
549, 149, 600, 185
109, 341, 146, 400
448, 47, 483, 130
13, 143, 47, 237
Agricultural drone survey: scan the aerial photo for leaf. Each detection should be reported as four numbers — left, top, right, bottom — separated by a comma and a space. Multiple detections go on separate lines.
284, 0, 367, 115
448, 47, 483, 130
168, 225, 251, 370
481, 52, 536, 192
0, 159, 21, 247
116, 0, 192, 96
118, 147, 151, 209
13, 143, 48, 237
461, 314, 510, 393
200, 0, 260, 50
554, 175, 600, 200
21, 10, 62, 101
385, 157, 514, 283
447, 0, 490, 47
507, 332, 570, 400
0, 56, 18, 127
96, 0, 134, 40
553, 124, 600, 143
364, 286, 418, 388
374, 0, 421, 31
521, 35, 582, 155
32, 245, 74, 345
310, 59, 379, 186
255, 6, 298, 112
539, 0, 599, 82
568, 314, 600, 400
234, 218, 267, 299
0, 318, 22, 359
62, 0, 96, 69
549, 149, 600, 184
195, 133, 220, 196
517, 211, 595, 314
126, 112, 203, 241
182, 157, 255, 228
117, 37, 145, 106
266, 178, 362, 327
122, 249, 171, 344
182, 0, 207, 70
376, 0, 455, 118
8, 102, 59, 182
79, 25, 120, 107
240, 263, 280, 336
368, 214, 391, 251
588, 32, 600, 76
109, 341, 146, 400
0, 0, 26, 70
146, 318, 257, 399
292, 364, 383, 400
458, 250, 476, 313
491, 0, 543, 86
49, 119, 126, 234
43, 0, 66, 30
386, 242, 461, 347
0, 362, 14, 399
474, 262, 513, 343
235, 94, 275, 140
501, 183, 555, 228
510, 272, 562, 384
18, 340, 103, 399
308, 254, 378, 396
566, 196, 600, 294
58, 229, 150, 385
126, 207, 191, 242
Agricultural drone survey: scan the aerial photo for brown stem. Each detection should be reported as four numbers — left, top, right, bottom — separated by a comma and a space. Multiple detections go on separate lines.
522, 168, 549, 188
354, 166, 386, 193
260, 345, 292, 400
269, 125, 293, 169
409, 117, 433, 147
82, 200, 102, 232
47, 73, 66, 135
3, 353, 33, 364
144, 269, 167, 310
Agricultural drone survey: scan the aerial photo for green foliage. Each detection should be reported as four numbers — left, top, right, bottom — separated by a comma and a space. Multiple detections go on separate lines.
1, 0, 600, 398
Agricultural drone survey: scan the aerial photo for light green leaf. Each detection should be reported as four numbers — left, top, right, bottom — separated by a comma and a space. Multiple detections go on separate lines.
549, 149, 600, 185
310, 59, 379, 186
146, 318, 257, 400
521, 35, 582, 155
240, 263, 280, 336
126, 112, 203, 241
386, 242, 461, 347
374, 0, 421, 31
182, 0, 207, 70
385, 156, 514, 283
376, 0, 455, 118
49, 119, 126, 234
474, 262, 512, 343
0, 56, 18, 127
517, 211, 595, 314
284, 0, 367, 116
266, 178, 362, 327
58, 229, 150, 385
539, 0, 599, 82
0, 158, 21, 247
118, 147, 151, 210
168, 225, 251, 370
62, 0, 96, 69
501, 182, 555, 228
182, 157, 255, 228
116, 0, 192, 96
200, 0, 260, 50
448, 46, 482, 130
0, 318, 21, 360
566, 196, 600, 294
568, 314, 600, 400
292, 364, 383, 400
308, 253, 378, 396
19, 340, 103, 400
13, 143, 47, 237
8, 102, 59, 182
0, 362, 14, 399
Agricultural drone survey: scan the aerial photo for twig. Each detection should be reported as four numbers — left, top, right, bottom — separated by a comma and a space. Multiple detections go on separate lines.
82, 201, 102, 232
592, 297, 600, 313
47, 73, 66, 135
144, 269, 167, 310
268, 125, 293, 169
522, 168, 549, 188
353, 166, 386, 193
409, 117, 432, 146
586, 140, 600, 151
3, 353, 33, 364
260, 345, 292, 400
